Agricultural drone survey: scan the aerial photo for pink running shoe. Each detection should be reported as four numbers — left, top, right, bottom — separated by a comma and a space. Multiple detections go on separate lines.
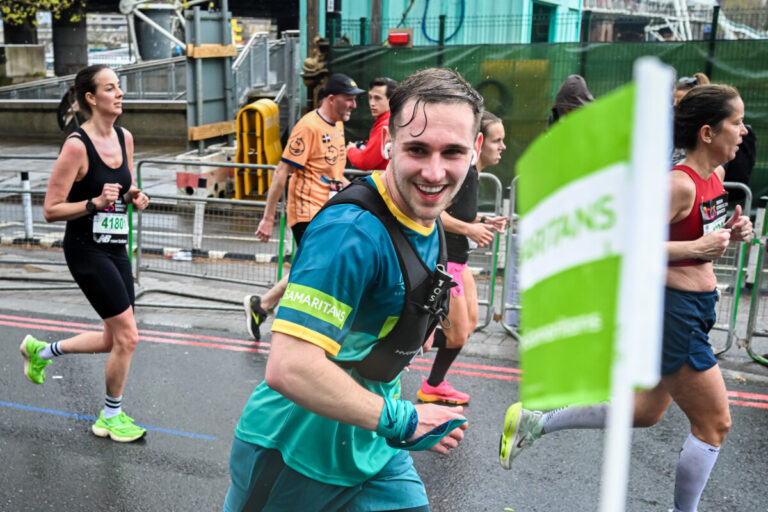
417, 377, 470, 405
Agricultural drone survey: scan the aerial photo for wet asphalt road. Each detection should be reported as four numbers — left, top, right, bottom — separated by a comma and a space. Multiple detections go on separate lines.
2, 310, 767, 512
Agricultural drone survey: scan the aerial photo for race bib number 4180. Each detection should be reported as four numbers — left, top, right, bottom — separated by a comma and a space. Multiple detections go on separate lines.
93, 212, 128, 235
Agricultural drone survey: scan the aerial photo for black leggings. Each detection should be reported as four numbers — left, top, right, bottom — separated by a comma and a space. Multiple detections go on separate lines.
64, 235, 134, 319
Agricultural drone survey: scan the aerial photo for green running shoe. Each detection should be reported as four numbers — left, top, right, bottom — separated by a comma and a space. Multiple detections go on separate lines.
92, 411, 147, 443
20, 335, 51, 384
499, 402, 544, 469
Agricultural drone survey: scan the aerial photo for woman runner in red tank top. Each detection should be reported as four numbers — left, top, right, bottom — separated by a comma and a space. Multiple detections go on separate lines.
498, 84, 753, 512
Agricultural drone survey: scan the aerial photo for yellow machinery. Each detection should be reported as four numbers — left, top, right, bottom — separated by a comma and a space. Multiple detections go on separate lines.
235, 98, 282, 199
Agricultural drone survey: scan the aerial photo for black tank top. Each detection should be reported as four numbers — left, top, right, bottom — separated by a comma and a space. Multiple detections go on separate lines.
65, 126, 132, 244
444, 165, 478, 264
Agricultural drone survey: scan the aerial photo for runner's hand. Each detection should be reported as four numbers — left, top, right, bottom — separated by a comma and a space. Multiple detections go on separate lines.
127, 186, 149, 211
485, 215, 508, 234
412, 404, 467, 455
96, 182, 121, 209
724, 205, 753, 243
696, 229, 731, 260
255, 217, 274, 243
467, 222, 494, 247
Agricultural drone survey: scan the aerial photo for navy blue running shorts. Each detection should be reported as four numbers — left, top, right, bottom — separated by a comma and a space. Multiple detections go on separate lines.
661, 286, 718, 375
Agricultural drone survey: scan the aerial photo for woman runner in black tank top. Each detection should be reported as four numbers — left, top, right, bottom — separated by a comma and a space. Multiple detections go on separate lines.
19, 65, 150, 443
417, 112, 509, 405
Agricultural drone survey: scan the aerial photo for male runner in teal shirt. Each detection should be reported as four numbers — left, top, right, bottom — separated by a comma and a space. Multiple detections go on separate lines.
224, 68, 485, 511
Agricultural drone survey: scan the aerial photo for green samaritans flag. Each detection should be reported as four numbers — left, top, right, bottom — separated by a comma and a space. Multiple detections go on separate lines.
517, 58, 671, 410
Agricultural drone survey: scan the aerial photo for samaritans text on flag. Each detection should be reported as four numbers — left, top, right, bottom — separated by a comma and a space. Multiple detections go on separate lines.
516, 58, 671, 410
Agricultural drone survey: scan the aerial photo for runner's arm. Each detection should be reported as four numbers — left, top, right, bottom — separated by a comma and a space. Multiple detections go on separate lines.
263, 160, 293, 220
255, 160, 295, 242
265, 331, 466, 453
265, 331, 384, 431
43, 138, 119, 222
439, 210, 494, 247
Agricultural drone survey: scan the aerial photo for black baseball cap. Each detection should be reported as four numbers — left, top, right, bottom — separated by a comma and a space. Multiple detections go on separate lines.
320, 73, 365, 98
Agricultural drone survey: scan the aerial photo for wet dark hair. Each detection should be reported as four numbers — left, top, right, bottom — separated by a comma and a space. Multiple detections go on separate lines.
480, 111, 502, 137
369, 77, 399, 99
388, 68, 484, 139
74, 64, 110, 116
674, 84, 740, 150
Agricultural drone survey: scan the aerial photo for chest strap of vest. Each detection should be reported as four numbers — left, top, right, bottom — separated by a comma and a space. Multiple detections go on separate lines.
317, 180, 453, 381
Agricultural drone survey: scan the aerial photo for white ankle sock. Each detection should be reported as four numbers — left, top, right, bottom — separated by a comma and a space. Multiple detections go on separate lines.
673, 433, 720, 512
104, 395, 123, 419
38, 341, 63, 360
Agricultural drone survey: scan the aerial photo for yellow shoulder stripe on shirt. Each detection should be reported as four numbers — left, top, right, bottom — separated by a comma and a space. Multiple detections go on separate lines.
371, 172, 434, 236
271, 319, 342, 356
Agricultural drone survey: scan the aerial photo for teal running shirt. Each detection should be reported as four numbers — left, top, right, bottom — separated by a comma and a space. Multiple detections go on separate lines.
234, 173, 440, 486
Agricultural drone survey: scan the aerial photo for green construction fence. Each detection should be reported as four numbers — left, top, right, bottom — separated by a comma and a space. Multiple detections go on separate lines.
330, 40, 768, 204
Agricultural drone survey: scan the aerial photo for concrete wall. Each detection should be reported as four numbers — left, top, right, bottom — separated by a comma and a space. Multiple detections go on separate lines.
0, 45, 46, 85
0, 99, 187, 144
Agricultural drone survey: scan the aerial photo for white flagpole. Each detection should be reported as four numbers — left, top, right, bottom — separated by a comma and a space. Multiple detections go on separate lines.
599, 57, 673, 512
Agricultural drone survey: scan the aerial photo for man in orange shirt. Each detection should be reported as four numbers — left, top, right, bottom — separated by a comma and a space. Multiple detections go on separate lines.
244, 73, 363, 340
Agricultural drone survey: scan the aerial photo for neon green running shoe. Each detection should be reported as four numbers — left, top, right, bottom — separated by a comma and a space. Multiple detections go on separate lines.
499, 402, 544, 469
92, 411, 147, 443
20, 335, 51, 384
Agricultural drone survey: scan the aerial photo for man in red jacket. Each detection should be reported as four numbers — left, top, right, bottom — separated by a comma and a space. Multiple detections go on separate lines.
346, 77, 398, 171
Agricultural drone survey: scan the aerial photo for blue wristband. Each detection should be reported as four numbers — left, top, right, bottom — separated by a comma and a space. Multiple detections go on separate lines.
377, 397, 417, 441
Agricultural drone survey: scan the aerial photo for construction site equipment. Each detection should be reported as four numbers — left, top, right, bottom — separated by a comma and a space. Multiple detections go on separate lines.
235, 99, 282, 199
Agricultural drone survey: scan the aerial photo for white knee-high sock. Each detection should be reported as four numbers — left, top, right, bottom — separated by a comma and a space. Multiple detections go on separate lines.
541, 403, 608, 434
673, 433, 720, 512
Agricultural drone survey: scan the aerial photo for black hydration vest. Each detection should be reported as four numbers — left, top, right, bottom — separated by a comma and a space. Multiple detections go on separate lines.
318, 181, 454, 382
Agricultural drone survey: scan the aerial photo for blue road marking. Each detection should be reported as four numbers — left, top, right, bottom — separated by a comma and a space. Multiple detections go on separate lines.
0, 400, 217, 441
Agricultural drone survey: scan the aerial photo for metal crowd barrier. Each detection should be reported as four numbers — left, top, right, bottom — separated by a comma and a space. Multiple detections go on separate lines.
499, 177, 520, 340
472, 172, 505, 331
710, 182, 752, 355
743, 196, 768, 367
2, 153, 507, 323
134, 158, 283, 310
497, 180, 752, 350
0, 154, 78, 291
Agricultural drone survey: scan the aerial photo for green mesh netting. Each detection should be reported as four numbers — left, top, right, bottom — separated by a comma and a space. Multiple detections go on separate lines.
330, 40, 768, 204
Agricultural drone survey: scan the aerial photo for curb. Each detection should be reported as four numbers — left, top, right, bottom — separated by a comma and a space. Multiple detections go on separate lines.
720, 367, 768, 385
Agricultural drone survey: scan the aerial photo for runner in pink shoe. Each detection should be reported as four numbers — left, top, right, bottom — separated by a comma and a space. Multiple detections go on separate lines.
417, 112, 508, 406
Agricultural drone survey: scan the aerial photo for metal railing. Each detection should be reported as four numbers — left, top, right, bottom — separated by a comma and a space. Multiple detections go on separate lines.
0, 57, 187, 101
471, 172, 505, 331
0, 154, 77, 291
743, 196, 768, 367
133, 158, 285, 309
710, 182, 752, 355
3, 151, 763, 351
231, 30, 302, 137
499, 177, 520, 340
498, 180, 753, 352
